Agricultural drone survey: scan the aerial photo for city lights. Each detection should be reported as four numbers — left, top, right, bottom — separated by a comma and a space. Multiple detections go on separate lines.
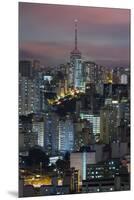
19, 3, 130, 197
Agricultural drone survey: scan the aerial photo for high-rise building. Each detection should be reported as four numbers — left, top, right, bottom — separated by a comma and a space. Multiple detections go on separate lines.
58, 115, 74, 153
19, 131, 38, 151
19, 114, 33, 133
100, 104, 119, 144
117, 101, 130, 142
70, 152, 96, 182
68, 63, 74, 87
100, 98, 130, 144
19, 75, 34, 115
70, 20, 82, 89
80, 112, 100, 142
83, 61, 99, 84
73, 58, 85, 91
44, 112, 59, 155
74, 119, 91, 151
19, 60, 32, 78
19, 74, 39, 115
33, 71, 44, 113
32, 121, 44, 147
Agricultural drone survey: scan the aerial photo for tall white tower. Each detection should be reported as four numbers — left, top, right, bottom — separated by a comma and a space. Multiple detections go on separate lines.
69, 20, 83, 89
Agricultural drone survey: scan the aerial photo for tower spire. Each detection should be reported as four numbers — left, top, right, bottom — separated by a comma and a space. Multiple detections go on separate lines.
74, 19, 78, 50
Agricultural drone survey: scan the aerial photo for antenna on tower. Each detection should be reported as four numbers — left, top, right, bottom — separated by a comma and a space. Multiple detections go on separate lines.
74, 19, 78, 50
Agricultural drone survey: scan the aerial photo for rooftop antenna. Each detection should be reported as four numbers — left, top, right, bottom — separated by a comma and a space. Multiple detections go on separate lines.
74, 19, 78, 50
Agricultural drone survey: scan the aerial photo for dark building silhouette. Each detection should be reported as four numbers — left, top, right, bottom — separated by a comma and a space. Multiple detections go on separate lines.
19, 60, 32, 78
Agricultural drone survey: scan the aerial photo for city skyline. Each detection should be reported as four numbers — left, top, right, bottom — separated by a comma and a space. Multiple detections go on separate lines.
19, 3, 130, 197
19, 3, 130, 68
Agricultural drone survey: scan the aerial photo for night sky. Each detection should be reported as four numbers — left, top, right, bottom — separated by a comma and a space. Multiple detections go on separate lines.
19, 2, 130, 68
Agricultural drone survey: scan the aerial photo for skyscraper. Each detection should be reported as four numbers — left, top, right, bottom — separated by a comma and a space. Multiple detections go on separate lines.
32, 121, 45, 147
44, 112, 59, 155
100, 104, 119, 144
58, 115, 74, 153
19, 75, 34, 115
69, 20, 83, 88
19, 74, 40, 115
73, 59, 85, 91
80, 112, 100, 142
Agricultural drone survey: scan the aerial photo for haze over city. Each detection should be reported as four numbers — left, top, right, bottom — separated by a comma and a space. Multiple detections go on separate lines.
19, 3, 130, 68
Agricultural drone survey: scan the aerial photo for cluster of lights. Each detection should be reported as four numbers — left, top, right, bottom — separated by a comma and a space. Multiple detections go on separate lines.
47, 88, 82, 106
24, 175, 52, 188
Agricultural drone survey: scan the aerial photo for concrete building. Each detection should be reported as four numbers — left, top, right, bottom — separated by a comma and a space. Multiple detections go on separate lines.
70, 152, 96, 182
58, 116, 74, 153
73, 58, 84, 91
80, 112, 100, 142
20, 131, 38, 151
19, 74, 39, 115
32, 121, 44, 147
44, 112, 59, 155
100, 105, 118, 144
82, 178, 115, 193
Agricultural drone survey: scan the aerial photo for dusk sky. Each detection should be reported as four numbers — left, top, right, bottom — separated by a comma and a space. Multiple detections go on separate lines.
19, 2, 130, 68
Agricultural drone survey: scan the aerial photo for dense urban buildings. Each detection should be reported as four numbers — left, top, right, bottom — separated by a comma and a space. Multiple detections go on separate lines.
19, 3, 130, 197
